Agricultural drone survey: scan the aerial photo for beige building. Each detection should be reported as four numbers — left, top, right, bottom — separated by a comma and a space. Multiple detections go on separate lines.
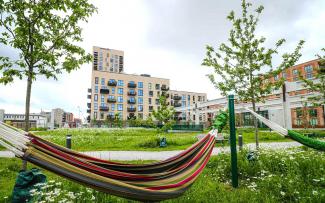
87, 46, 207, 123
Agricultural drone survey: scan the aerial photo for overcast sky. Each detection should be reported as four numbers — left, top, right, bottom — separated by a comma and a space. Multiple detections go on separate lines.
0, 0, 324, 120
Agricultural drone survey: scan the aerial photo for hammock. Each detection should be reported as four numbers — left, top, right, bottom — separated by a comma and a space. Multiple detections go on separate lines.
245, 108, 325, 151
0, 122, 222, 202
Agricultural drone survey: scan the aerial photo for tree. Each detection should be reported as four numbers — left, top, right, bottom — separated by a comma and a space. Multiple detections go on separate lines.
152, 95, 175, 133
202, 0, 304, 149
0, 0, 96, 131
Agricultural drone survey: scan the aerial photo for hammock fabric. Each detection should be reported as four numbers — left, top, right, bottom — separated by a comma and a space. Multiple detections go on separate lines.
0, 120, 226, 201
246, 108, 325, 151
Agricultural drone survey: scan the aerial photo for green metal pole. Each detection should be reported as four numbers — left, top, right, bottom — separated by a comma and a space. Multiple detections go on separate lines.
228, 94, 238, 188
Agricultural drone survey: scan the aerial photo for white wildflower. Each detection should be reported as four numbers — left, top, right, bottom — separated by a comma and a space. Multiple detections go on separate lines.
280, 191, 285, 196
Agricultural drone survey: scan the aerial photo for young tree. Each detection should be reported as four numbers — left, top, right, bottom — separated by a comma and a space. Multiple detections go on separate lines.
0, 0, 96, 131
202, 0, 304, 149
152, 95, 175, 133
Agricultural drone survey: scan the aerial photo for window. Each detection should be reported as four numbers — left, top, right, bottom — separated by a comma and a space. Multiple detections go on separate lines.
117, 104, 123, 111
95, 77, 99, 84
100, 113, 104, 119
138, 89, 143, 96
111, 104, 115, 111
138, 97, 143, 104
101, 78, 105, 85
155, 99, 159, 105
94, 94, 98, 101
101, 95, 105, 102
138, 105, 143, 112
187, 95, 190, 101
118, 88, 123, 95
117, 96, 123, 103
149, 98, 152, 105
155, 84, 160, 90
94, 103, 98, 111
182, 95, 186, 100
118, 80, 124, 86
95, 86, 98, 93
292, 69, 299, 81
129, 97, 136, 103
282, 72, 287, 79
274, 75, 279, 81
198, 96, 201, 102
111, 87, 115, 94
148, 83, 152, 90
138, 82, 143, 88
138, 113, 143, 119
310, 118, 318, 126
149, 91, 153, 97
309, 109, 317, 117
304, 65, 313, 79
94, 112, 97, 119
182, 101, 186, 107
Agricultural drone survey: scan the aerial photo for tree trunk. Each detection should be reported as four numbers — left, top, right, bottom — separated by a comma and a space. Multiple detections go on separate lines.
252, 101, 259, 149
22, 75, 32, 170
24, 76, 33, 131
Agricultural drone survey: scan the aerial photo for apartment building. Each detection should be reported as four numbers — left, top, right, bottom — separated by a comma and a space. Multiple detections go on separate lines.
176, 59, 324, 129
169, 90, 207, 122
87, 46, 207, 122
0, 110, 47, 129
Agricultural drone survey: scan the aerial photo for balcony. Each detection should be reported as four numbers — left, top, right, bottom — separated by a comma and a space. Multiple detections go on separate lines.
100, 106, 109, 111
127, 83, 137, 88
108, 80, 117, 86
87, 95, 91, 99
107, 98, 116, 103
162, 93, 169, 98
127, 100, 136, 104
161, 85, 169, 91
87, 115, 90, 122
174, 103, 181, 107
87, 103, 91, 108
87, 109, 91, 113
173, 95, 181, 100
127, 107, 136, 112
149, 106, 153, 112
100, 87, 110, 94
88, 88, 92, 93
107, 115, 114, 120
127, 91, 137, 96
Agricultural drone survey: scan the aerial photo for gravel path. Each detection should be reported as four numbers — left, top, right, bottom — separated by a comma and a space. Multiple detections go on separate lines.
0, 142, 301, 160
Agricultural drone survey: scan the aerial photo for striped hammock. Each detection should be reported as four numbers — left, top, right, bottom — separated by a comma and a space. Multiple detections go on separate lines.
0, 122, 219, 201
246, 108, 325, 151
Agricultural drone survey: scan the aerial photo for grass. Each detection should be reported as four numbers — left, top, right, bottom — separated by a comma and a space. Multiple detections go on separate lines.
0, 147, 324, 202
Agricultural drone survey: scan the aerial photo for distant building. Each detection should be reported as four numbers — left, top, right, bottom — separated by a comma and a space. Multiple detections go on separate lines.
0, 109, 4, 122
51, 108, 65, 128
1, 111, 47, 129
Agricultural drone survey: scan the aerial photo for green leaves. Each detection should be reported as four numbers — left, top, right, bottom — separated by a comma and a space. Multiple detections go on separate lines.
0, 0, 97, 83
152, 95, 175, 133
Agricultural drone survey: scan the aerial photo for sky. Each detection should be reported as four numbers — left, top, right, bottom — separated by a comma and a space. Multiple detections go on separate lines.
0, 0, 324, 121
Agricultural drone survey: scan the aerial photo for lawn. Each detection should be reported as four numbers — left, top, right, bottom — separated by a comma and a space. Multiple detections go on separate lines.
30, 128, 292, 152
0, 147, 324, 202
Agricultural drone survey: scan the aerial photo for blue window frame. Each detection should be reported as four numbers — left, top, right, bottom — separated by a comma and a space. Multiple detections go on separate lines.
118, 88, 123, 95
94, 94, 98, 101
111, 104, 115, 111
101, 78, 105, 85
117, 96, 123, 103
182, 101, 186, 107
129, 97, 135, 102
95, 86, 98, 93
138, 89, 143, 96
111, 87, 115, 94
182, 95, 186, 100
94, 103, 98, 110
138, 82, 143, 88
117, 104, 123, 111
95, 77, 99, 84
138, 105, 143, 112
129, 89, 135, 94
118, 80, 124, 86
138, 97, 143, 104
101, 95, 105, 102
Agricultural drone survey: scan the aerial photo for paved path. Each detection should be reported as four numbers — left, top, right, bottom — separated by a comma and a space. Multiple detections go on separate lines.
0, 142, 301, 160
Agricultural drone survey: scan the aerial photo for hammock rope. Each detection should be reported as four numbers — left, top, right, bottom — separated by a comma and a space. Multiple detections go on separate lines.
245, 108, 325, 151
0, 119, 225, 201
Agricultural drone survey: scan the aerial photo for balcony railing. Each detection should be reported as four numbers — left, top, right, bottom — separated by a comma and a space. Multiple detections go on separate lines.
108, 80, 117, 86
127, 100, 136, 104
127, 107, 136, 112
173, 95, 181, 100
87, 109, 91, 113
174, 103, 181, 107
127, 91, 137, 96
87, 95, 91, 99
127, 83, 137, 88
107, 98, 116, 103
161, 85, 169, 91
87, 103, 91, 108
87, 88, 92, 93
100, 106, 109, 111
162, 93, 169, 98
100, 87, 110, 94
